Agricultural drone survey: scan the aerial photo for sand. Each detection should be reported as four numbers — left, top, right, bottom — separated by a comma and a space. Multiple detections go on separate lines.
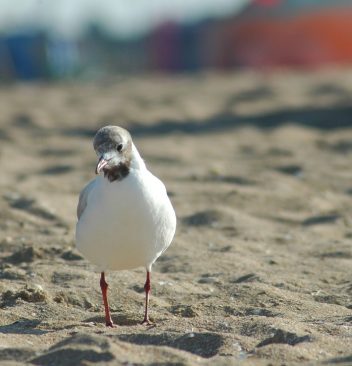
0, 69, 351, 366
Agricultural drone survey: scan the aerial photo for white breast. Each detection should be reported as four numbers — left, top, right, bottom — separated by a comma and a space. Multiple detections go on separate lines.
76, 168, 176, 271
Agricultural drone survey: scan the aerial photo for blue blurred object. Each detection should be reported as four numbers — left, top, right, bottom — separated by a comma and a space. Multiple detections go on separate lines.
4, 33, 47, 80
46, 38, 79, 78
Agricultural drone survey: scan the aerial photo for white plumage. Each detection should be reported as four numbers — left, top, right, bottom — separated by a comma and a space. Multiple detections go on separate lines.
76, 144, 176, 271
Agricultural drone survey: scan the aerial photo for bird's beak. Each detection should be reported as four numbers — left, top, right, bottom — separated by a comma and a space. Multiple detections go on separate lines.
95, 156, 109, 174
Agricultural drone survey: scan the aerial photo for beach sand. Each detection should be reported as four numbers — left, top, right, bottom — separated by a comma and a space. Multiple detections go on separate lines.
0, 69, 351, 365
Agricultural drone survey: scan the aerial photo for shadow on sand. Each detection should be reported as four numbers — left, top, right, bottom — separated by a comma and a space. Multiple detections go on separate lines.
61, 103, 352, 139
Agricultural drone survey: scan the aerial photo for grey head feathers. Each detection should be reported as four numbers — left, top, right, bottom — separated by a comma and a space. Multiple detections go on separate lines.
93, 125, 133, 182
93, 126, 132, 154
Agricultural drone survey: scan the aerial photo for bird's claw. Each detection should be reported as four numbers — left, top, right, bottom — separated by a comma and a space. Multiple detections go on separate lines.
141, 318, 153, 326
105, 320, 114, 327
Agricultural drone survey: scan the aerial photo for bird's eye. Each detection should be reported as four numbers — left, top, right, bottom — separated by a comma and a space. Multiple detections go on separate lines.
117, 144, 123, 152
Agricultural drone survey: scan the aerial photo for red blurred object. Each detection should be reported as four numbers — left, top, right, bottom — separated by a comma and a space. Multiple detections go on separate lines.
149, 22, 181, 71
147, 0, 352, 72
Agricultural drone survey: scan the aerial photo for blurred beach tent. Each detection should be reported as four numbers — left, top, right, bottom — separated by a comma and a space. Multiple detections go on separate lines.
149, 22, 203, 72
46, 39, 80, 78
0, 33, 47, 80
147, 0, 352, 72
0, 32, 79, 81
1, 0, 352, 80
212, 0, 352, 68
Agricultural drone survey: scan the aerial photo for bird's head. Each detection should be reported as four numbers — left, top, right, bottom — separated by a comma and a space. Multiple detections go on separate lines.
93, 125, 132, 182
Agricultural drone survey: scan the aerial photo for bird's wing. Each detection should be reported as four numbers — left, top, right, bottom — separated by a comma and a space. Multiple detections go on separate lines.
77, 179, 95, 220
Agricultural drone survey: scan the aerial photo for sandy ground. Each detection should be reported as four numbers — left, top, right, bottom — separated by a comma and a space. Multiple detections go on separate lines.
0, 69, 351, 366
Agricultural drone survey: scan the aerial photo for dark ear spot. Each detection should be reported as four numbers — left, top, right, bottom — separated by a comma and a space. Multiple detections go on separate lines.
117, 143, 123, 152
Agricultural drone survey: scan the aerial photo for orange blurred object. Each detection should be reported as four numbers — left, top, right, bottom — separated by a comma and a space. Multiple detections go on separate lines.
210, 3, 352, 68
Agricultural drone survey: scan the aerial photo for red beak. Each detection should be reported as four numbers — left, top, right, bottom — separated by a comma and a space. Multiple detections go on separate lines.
95, 157, 109, 174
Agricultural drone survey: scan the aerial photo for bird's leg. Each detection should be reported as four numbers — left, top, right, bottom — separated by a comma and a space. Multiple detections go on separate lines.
100, 272, 114, 327
141, 271, 152, 325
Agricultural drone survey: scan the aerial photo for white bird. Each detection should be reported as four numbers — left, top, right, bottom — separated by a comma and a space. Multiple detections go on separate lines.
75, 125, 176, 326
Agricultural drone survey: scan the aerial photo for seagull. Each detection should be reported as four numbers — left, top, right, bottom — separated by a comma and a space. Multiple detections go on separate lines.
75, 125, 176, 327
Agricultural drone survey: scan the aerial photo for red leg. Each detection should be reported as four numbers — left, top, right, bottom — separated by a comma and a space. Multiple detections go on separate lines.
100, 272, 114, 327
141, 271, 152, 325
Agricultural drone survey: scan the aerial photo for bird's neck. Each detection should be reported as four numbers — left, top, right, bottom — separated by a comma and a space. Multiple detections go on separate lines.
130, 143, 146, 171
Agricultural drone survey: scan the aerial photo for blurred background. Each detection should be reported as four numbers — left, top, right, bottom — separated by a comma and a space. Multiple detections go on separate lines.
1, 0, 352, 81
